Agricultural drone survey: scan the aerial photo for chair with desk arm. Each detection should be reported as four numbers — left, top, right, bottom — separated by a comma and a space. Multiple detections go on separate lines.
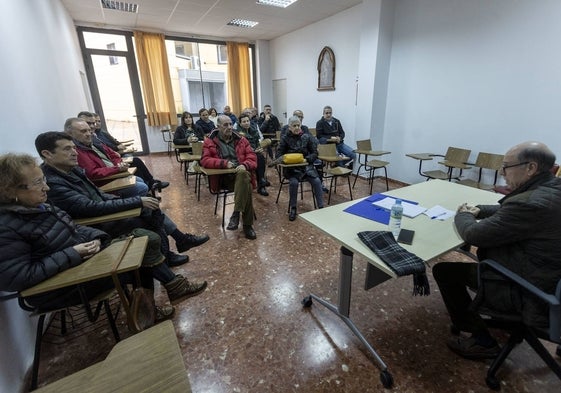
473, 259, 561, 390
14, 287, 121, 391
179, 141, 203, 186
352, 139, 391, 192
160, 128, 173, 157
317, 143, 353, 204
456, 152, 504, 190
407, 146, 471, 181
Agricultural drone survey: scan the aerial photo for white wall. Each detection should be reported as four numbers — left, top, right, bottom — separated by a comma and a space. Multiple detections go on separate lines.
270, 0, 561, 185
385, 0, 561, 184
269, 5, 364, 139
0, 1, 89, 391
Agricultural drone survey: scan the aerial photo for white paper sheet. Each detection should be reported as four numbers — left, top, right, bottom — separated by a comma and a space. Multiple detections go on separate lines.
423, 205, 456, 220
372, 197, 427, 218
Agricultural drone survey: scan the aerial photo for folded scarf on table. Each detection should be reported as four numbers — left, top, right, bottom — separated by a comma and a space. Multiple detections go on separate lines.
358, 230, 430, 296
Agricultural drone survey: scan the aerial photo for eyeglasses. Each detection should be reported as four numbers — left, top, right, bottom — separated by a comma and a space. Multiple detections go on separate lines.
324, 112, 332, 114
501, 161, 529, 172
18, 176, 47, 190
86, 121, 96, 125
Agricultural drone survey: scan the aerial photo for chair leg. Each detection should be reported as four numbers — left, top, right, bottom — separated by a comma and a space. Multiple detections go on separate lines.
103, 299, 121, 342
525, 331, 561, 380
30, 314, 47, 391
485, 333, 521, 390
222, 191, 227, 228
346, 175, 353, 200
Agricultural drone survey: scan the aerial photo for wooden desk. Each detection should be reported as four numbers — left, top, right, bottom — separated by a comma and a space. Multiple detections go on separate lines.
99, 176, 136, 192
22, 237, 147, 329
74, 207, 142, 226
21, 237, 147, 297
94, 167, 137, 182
299, 180, 501, 387
35, 321, 191, 393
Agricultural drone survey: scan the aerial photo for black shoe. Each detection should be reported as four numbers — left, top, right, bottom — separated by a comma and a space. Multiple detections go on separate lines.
227, 213, 240, 230
175, 234, 210, 253
322, 186, 329, 193
289, 207, 297, 221
265, 180, 271, 187
154, 180, 170, 189
447, 336, 500, 360
167, 252, 189, 267
258, 187, 269, 196
243, 225, 257, 240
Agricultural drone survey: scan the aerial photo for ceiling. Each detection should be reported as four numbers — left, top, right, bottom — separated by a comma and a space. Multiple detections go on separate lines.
60, 0, 363, 41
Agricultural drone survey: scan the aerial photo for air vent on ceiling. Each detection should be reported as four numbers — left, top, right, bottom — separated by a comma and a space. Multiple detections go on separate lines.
227, 19, 259, 28
256, 0, 298, 8
101, 0, 139, 13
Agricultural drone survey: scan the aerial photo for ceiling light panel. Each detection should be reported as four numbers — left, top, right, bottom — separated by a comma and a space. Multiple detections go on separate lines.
100, 0, 139, 13
256, 0, 298, 8
227, 19, 259, 28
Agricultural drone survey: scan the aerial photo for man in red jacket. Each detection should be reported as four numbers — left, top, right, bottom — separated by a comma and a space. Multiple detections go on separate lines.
201, 115, 258, 239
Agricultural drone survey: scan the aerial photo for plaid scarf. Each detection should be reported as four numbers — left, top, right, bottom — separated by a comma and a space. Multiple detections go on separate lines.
358, 231, 430, 296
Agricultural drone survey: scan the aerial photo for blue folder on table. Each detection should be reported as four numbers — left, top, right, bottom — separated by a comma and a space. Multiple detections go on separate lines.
343, 193, 418, 225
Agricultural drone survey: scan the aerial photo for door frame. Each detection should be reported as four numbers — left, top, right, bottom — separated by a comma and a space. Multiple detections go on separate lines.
76, 27, 150, 153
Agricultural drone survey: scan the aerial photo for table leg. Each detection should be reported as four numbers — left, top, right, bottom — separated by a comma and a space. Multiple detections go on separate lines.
302, 246, 394, 388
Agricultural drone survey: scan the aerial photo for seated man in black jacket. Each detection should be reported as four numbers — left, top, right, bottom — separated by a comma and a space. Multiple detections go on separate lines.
35, 131, 210, 267
434, 141, 561, 359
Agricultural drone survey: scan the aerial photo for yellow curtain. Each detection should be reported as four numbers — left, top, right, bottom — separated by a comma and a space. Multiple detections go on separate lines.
134, 31, 177, 127
226, 42, 253, 115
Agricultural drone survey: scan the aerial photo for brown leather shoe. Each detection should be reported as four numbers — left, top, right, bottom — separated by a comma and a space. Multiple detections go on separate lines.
164, 275, 207, 305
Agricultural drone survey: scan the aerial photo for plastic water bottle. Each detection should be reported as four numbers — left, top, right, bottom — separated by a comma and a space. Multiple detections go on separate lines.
388, 199, 403, 239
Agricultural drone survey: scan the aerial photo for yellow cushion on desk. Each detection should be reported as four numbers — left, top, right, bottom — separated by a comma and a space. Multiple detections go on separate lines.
283, 153, 305, 164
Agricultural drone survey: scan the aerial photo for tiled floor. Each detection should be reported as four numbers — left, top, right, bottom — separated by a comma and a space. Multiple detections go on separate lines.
36, 154, 560, 392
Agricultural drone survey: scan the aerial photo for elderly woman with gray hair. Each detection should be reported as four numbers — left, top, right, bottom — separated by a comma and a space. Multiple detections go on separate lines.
0, 153, 199, 319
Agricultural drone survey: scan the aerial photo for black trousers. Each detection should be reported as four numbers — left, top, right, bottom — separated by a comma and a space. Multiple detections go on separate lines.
129, 157, 154, 185
432, 262, 488, 334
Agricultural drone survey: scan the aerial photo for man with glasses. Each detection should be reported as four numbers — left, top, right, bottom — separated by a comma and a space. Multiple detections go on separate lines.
201, 115, 258, 240
315, 105, 356, 169
73, 114, 169, 196
433, 141, 561, 360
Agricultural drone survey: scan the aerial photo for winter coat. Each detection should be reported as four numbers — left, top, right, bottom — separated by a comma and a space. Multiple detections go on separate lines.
74, 139, 123, 182
200, 130, 257, 193
455, 172, 561, 327
315, 117, 346, 144
0, 203, 109, 293
276, 131, 319, 179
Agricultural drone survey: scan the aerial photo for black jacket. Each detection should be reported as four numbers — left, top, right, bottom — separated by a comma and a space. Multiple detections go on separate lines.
0, 203, 109, 293
276, 131, 319, 179
42, 164, 143, 218
315, 117, 345, 144
455, 172, 561, 327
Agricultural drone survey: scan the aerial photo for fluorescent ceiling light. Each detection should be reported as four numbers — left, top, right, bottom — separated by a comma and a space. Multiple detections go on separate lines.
100, 0, 139, 13
256, 0, 298, 8
227, 19, 259, 28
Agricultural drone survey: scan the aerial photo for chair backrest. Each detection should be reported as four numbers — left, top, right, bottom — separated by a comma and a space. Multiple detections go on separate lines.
475, 152, 504, 171
356, 139, 372, 151
444, 147, 471, 164
309, 128, 317, 137
317, 143, 337, 157
191, 141, 203, 156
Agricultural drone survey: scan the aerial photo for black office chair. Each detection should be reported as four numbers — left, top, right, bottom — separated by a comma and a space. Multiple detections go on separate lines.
474, 259, 561, 390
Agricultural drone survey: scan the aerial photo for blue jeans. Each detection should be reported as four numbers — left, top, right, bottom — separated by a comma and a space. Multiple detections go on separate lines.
335, 143, 356, 166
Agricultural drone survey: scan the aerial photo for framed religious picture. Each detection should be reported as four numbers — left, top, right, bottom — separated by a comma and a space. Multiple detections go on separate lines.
317, 46, 335, 91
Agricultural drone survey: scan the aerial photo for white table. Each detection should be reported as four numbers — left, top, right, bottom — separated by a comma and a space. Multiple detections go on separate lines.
299, 180, 501, 388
